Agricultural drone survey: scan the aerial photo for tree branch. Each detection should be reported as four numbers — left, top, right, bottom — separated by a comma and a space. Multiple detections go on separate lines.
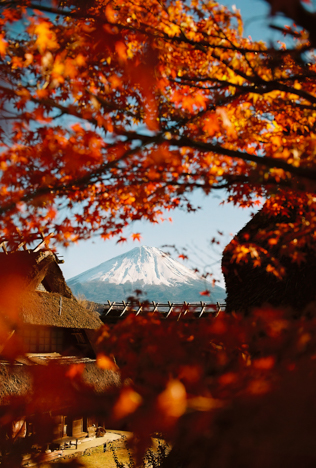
264, 0, 316, 48
168, 136, 316, 182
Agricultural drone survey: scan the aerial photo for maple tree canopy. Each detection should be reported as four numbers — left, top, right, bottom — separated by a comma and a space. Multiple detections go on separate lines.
0, 0, 315, 253
2, 1, 316, 467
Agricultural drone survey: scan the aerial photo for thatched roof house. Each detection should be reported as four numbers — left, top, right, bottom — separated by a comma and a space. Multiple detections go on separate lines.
0, 235, 103, 356
222, 203, 316, 314
0, 236, 119, 459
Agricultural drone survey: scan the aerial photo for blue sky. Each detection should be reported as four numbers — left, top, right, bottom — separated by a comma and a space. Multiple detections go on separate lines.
58, 0, 287, 284
59, 193, 256, 285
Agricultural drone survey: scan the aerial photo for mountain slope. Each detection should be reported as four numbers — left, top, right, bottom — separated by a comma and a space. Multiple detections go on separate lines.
68, 246, 226, 303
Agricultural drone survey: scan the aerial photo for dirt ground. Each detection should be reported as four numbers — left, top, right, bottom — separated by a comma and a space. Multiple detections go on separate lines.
39, 432, 169, 468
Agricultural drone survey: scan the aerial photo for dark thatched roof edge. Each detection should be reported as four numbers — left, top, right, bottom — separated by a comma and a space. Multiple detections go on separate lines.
20, 292, 103, 329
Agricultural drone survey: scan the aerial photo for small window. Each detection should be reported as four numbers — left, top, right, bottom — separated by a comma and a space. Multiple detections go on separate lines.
20, 327, 64, 353
71, 332, 86, 344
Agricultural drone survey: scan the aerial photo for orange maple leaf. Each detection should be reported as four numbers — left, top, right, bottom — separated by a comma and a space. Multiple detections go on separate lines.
113, 388, 142, 420
96, 353, 117, 370
253, 356, 275, 370
65, 363, 85, 378
157, 379, 187, 418
0, 34, 7, 58
105, 4, 117, 23
115, 41, 127, 62
34, 20, 59, 54
131, 233, 142, 242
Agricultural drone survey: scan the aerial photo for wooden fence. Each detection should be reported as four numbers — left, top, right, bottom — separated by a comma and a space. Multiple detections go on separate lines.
101, 300, 225, 322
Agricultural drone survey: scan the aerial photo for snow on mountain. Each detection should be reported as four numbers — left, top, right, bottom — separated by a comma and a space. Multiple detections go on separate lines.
68, 246, 226, 303
70, 246, 201, 286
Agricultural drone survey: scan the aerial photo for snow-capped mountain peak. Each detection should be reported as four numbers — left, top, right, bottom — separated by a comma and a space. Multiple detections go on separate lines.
68, 246, 201, 287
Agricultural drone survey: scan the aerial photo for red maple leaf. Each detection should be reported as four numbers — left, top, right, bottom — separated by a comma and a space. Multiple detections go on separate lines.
178, 254, 188, 260
117, 237, 128, 244
200, 290, 210, 296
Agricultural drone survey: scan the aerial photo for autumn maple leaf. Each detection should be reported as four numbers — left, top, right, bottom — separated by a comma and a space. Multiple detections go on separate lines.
0, 34, 7, 57
131, 233, 142, 242
32, 20, 59, 54
203, 112, 220, 136
117, 237, 128, 244
178, 254, 188, 260
200, 290, 211, 296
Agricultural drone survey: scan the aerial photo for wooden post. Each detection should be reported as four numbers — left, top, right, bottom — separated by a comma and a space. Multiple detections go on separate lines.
120, 301, 128, 316
105, 300, 115, 315
199, 301, 206, 318
166, 301, 174, 318
135, 302, 143, 316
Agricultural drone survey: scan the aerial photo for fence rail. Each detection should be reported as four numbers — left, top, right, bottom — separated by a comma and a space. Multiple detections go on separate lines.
100, 300, 226, 321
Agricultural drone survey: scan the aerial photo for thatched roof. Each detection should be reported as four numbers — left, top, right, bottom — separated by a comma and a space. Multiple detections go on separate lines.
0, 249, 74, 300
19, 291, 103, 329
40, 256, 74, 299
0, 363, 31, 404
0, 247, 102, 330
83, 361, 120, 393
0, 358, 120, 413
222, 205, 316, 314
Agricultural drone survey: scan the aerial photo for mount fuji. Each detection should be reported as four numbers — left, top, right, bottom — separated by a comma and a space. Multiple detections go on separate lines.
67, 246, 226, 303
